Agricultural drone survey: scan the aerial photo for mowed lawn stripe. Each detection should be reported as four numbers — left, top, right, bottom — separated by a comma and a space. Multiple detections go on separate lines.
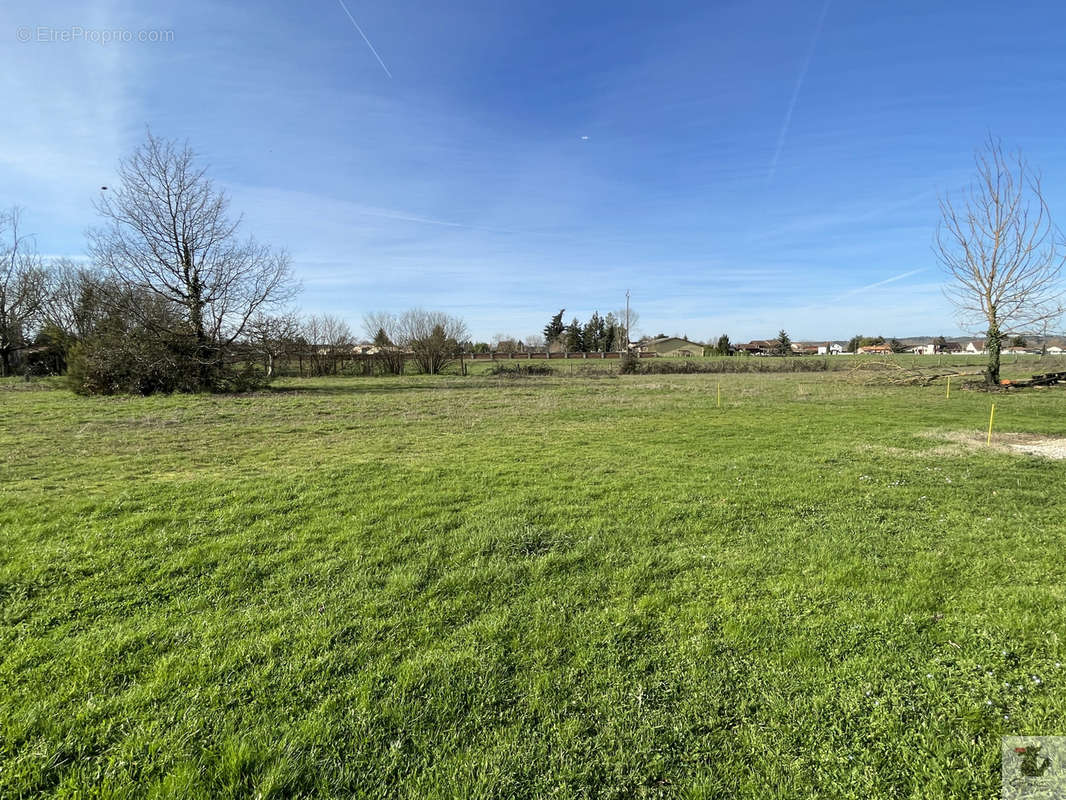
1, 373, 1064, 798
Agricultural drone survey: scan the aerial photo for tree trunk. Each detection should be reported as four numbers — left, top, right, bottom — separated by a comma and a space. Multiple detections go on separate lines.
0, 348, 9, 378
986, 323, 1002, 385
187, 303, 212, 389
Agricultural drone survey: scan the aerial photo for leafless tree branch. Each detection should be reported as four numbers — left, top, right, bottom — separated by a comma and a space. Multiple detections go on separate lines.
0, 207, 50, 376
88, 131, 298, 387
936, 135, 1065, 383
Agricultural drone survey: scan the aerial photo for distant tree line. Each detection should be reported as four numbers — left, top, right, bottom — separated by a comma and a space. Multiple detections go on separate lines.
1, 132, 470, 394
540, 308, 634, 353
11, 131, 1062, 393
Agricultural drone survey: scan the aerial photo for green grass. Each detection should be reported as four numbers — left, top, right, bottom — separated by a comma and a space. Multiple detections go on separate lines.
2, 372, 1065, 798
457, 352, 1066, 376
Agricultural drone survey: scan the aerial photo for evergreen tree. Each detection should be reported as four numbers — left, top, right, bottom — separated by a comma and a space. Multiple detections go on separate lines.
583, 311, 605, 352
373, 327, 392, 347
543, 309, 565, 346
563, 317, 584, 352
773, 329, 792, 355
604, 312, 618, 352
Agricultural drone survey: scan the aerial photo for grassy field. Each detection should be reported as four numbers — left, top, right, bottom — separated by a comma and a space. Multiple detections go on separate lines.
459, 352, 1065, 376
2, 371, 1065, 798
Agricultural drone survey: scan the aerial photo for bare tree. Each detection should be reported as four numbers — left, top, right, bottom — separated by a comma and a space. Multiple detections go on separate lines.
362, 311, 399, 345
45, 259, 112, 341
0, 207, 50, 376
245, 311, 302, 377
88, 131, 297, 389
524, 333, 546, 352
492, 333, 520, 354
396, 309, 468, 374
303, 313, 354, 375
360, 311, 409, 374
936, 136, 1065, 384
302, 315, 325, 376
319, 315, 354, 372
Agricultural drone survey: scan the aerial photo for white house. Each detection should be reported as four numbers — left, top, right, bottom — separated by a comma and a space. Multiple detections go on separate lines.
908, 343, 935, 355
964, 341, 986, 354
1047, 345, 1064, 355
816, 343, 845, 355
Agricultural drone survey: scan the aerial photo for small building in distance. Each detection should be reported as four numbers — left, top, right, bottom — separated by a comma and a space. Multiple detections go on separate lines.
857, 343, 894, 355
909, 341, 963, 355
816, 342, 846, 355
736, 340, 775, 355
638, 336, 704, 357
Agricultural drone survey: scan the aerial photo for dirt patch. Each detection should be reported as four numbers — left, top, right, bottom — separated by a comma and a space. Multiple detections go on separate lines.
1008, 438, 1066, 459
923, 430, 1066, 459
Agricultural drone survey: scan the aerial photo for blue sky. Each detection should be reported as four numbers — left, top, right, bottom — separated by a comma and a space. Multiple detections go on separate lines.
4, 0, 1066, 342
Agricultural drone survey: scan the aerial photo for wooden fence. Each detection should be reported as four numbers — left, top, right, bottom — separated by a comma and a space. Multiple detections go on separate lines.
468, 351, 659, 360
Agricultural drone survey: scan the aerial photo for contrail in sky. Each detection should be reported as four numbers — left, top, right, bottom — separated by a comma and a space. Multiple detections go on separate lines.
356, 207, 523, 235
835, 268, 927, 300
335, 0, 393, 78
767, 0, 832, 181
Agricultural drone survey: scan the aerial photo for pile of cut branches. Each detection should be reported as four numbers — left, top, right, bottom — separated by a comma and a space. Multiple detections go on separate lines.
847, 359, 982, 386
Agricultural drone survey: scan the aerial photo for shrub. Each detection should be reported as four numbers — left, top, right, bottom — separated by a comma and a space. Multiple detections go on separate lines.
622, 358, 833, 375
67, 332, 199, 396
64, 286, 273, 396
486, 363, 553, 377
619, 352, 640, 374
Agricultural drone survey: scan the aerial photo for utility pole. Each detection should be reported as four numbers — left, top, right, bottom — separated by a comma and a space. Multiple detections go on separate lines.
625, 289, 630, 352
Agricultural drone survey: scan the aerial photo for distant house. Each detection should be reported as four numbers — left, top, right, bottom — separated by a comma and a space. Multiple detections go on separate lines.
857, 344, 893, 355
638, 336, 704, 357
810, 343, 844, 356
908, 343, 935, 355
736, 340, 775, 355
352, 343, 411, 356
939, 341, 963, 353
1047, 345, 1065, 355
964, 341, 986, 354
790, 343, 820, 355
